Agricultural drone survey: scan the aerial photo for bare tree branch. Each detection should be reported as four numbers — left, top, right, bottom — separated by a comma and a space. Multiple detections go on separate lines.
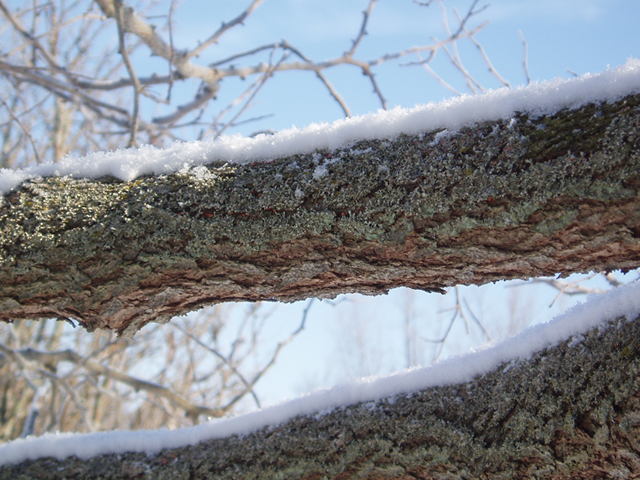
453, 7, 510, 88
113, 0, 141, 147
172, 323, 262, 410
0, 0, 65, 73
2, 92, 639, 335
186, 0, 266, 60
346, 0, 377, 57
213, 48, 285, 139
0, 97, 41, 163
518, 30, 531, 85
531, 274, 606, 307
417, 54, 462, 96
0, 343, 225, 422
93, 0, 221, 91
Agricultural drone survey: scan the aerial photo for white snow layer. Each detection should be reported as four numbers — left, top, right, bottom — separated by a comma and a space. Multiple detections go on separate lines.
1, 58, 640, 195
1, 281, 639, 465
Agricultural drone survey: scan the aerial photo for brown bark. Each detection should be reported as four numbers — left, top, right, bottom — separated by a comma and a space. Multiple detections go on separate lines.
2, 311, 639, 479
1, 94, 639, 336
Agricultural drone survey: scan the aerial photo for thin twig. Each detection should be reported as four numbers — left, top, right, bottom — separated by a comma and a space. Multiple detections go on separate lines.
222, 298, 315, 411
166, 0, 176, 103
207, 76, 267, 135
114, 0, 141, 147
210, 42, 282, 68
172, 323, 262, 409
280, 40, 351, 116
454, 8, 510, 88
0, 97, 41, 163
416, 52, 462, 96
363, 65, 387, 109
441, 43, 481, 93
518, 30, 531, 85
214, 48, 287, 139
152, 85, 215, 125
187, 0, 266, 60
462, 298, 492, 342
449, 0, 488, 39
420, 286, 492, 360
514, 274, 604, 307
347, 0, 377, 57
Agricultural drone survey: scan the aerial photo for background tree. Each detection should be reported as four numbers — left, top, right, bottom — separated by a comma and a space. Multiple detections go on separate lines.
0, 0, 496, 167
0, 302, 316, 440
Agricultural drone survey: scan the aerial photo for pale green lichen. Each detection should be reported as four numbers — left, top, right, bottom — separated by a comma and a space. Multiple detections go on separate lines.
0, 94, 638, 331
3, 314, 639, 479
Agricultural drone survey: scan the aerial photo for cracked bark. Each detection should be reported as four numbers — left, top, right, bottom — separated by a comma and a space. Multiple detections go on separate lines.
3, 312, 640, 479
1, 94, 639, 336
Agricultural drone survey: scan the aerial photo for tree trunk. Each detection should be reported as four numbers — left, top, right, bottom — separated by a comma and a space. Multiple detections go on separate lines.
1, 94, 639, 336
2, 311, 639, 479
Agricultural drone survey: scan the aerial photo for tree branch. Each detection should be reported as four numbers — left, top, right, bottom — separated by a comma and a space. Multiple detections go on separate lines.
113, 0, 141, 147
0, 344, 225, 421
93, 0, 221, 92
1, 93, 639, 336
0, 98, 42, 164
186, 0, 266, 60
346, 0, 377, 57
4, 310, 640, 477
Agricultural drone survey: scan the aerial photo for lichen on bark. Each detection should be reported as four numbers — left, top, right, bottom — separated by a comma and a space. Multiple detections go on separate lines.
1, 93, 639, 335
4, 313, 640, 479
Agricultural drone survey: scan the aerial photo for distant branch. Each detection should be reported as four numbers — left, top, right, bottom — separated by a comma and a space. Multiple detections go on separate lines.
0, 98, 41, 164
186, 0, 266, 60
346, 0, 377, 57
519, 30, 531, 85
0, 344, 225, 421
114, 0, 141, 147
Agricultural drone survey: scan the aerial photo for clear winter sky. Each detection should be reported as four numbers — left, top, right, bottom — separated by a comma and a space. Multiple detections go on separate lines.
165, 0, 640, 136
148, 0, 640, 407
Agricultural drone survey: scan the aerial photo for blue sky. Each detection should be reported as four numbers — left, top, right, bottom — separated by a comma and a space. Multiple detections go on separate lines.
161, 0, 640, 138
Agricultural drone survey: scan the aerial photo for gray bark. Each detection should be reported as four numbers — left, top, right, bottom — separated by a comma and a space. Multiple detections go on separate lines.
1, 94, 639, 336
2, 312, 639, 479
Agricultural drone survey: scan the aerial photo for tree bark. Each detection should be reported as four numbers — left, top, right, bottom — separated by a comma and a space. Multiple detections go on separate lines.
2, 311, 639, 479
1, 94, 639, 336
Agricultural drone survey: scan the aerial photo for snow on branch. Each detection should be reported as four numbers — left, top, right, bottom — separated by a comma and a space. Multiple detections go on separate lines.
1, 62, 640, 335
1, 282, 639, 475
2, 60, 639, 193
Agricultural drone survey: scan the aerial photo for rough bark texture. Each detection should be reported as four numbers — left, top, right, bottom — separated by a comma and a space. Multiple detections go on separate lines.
3, 312, 640, 479
1, 94, 640, 336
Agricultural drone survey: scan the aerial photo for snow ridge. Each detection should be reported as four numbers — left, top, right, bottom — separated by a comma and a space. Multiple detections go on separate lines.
0, 282, 639, 466
1, 59, 639, 195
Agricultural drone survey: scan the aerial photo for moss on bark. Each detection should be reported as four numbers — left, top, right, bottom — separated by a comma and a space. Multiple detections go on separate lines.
1, 94, 639, 335
3, 313, 640, 479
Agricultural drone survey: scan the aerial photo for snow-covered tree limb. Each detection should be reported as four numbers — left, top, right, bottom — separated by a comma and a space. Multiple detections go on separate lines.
1, 93, 639, 336
3, 310, 639, 478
